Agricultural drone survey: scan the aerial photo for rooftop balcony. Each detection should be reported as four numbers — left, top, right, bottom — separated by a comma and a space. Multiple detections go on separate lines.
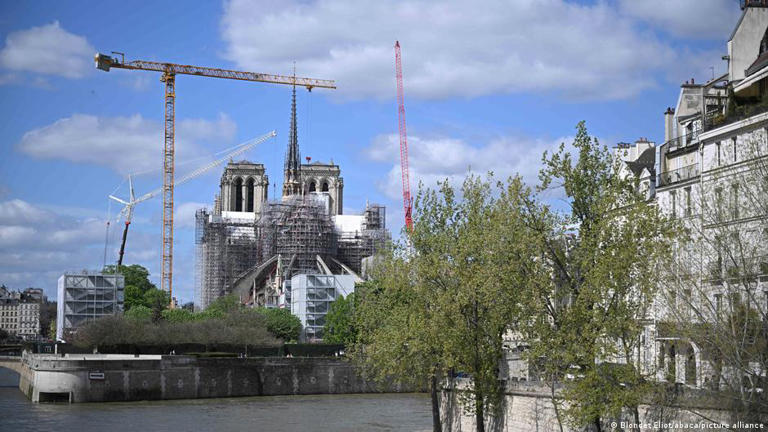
664, 135, 695, 154
657, 163, 700, 187
704, 102, 768, 131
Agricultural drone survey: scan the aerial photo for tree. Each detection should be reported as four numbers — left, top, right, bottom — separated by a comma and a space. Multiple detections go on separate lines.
161, 308, 194, 323
48, 320, 56, 342
256, 307, 302, 342
74, 308, 278, 348
0, 328, 8, 343
323, 292, 357, 346
125, 305, 152, 321
39, 301, 56, 339
355, 174, 534, 432
518, 121, 674, 430
143, 288, 170, 321
104, 264, 158, 311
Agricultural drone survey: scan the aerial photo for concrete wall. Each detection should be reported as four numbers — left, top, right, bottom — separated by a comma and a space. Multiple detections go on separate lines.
440, 380, 760, 432
20, 353, 406, 403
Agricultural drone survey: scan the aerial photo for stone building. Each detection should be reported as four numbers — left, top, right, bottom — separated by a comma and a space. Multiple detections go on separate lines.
18, 302, 40, 340
0, 300, 18, 336
620, 2, 768, 390
0, 299, 40, 340
195, 86, 387, 312
300, 161, 343, 216
217, 161, 268, 214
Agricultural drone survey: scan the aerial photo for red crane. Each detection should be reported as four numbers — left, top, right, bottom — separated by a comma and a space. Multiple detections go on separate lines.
395, 41, 413, 231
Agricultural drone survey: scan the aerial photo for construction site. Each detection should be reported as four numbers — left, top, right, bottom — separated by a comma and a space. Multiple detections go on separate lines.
52, 45, 411, 342
192, 85, 389, 338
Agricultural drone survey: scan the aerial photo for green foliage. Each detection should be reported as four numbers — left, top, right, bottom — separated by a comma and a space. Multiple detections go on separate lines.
143, 288, 170, 320
0, 328, 8, 342
124, 305, 152, 321
104, 264, 161, 312
160, 308, 195, 323
354, 121, 675, 432
255, 307, 302, 342
323, 292, 357, 346
355, 173, 534, 432
522, 121, 675, 428
74, 309, 278, 348
205, 294, 241, 316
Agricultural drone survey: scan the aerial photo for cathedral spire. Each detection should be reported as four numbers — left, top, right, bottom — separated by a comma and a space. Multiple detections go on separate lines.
283, 65, 302, 197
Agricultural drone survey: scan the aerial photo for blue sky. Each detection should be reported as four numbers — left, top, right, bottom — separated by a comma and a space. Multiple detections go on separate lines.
0, 0, 744, 301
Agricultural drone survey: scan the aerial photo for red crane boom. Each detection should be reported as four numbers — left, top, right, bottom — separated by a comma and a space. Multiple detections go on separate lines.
395, 41, 413, 231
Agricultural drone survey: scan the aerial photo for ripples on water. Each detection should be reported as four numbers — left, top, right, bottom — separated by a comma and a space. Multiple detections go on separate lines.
0, 368, 432, 432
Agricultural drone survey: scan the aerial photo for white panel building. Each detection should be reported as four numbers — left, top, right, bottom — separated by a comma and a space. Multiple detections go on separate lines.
288, 274, 357, 342
57, 272, 124, 341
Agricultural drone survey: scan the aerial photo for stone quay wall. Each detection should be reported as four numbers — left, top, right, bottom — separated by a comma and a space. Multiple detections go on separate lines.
19, 353, 406, 403
440, 379, 765, 432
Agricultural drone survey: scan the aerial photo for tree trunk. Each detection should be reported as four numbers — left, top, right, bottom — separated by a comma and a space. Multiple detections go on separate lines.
550, 379, 565, 432
633, 405, 640, 427
475, 392, 485, 432
431, 374, 443, 432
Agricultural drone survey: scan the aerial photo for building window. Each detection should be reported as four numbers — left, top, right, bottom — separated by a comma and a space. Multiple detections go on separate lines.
322, 182, 329, 192
670, 191, 677, 219
715, 187, 723, 221
685, 187, 692, 217
717, 142, 721, 167
764, 291, 768, 314
732, 137, 737, 163
731, 183, 739, 220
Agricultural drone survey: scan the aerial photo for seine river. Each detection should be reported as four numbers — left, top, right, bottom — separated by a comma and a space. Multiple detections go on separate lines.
0, 369, 432, 432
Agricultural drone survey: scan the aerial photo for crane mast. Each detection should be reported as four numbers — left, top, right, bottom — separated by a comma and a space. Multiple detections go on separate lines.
394, 41, 413, 231
96, 52, 334, 307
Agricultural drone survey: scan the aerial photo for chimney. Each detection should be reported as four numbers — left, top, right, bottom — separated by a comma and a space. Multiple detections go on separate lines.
664, 107, 675, 143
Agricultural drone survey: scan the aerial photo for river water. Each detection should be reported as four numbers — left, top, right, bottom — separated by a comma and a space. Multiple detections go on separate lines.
0, 368, 432, 432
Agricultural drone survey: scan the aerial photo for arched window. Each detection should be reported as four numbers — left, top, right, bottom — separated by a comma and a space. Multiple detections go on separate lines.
322, 181, 329, 192
246, 178, 255, 212
309, 181, 316, 192
234, 177, 243, 211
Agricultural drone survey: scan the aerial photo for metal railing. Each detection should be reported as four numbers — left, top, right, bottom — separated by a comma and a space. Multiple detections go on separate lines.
657, 163, 700, 187
703, 101, 768, 131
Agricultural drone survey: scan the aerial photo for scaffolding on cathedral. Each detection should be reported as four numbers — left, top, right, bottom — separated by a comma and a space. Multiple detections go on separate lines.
194, 209, 260, 310
194, 195, 389, 310
256, 195, 337, 274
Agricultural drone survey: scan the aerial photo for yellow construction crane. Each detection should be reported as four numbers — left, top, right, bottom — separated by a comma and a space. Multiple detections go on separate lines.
95, 52, 335, 307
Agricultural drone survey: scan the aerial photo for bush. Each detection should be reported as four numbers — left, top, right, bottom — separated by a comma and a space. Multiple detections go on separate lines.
254, 308, 302, 342
74, 309, 278, 348
161, 308, 194, 323
125, 305, 152, 321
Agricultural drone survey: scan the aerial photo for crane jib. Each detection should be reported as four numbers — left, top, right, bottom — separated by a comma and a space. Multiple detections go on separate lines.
104, 58, 335, 89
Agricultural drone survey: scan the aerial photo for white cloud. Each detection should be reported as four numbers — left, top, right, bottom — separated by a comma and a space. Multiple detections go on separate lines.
0, 21, 94, 79
221, 0, 683, 100
0, 199, 50, 224
618, 0, 742, 40
17, 113, 237, 175
0, 199, 160, 296
365, 133, 569, 201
